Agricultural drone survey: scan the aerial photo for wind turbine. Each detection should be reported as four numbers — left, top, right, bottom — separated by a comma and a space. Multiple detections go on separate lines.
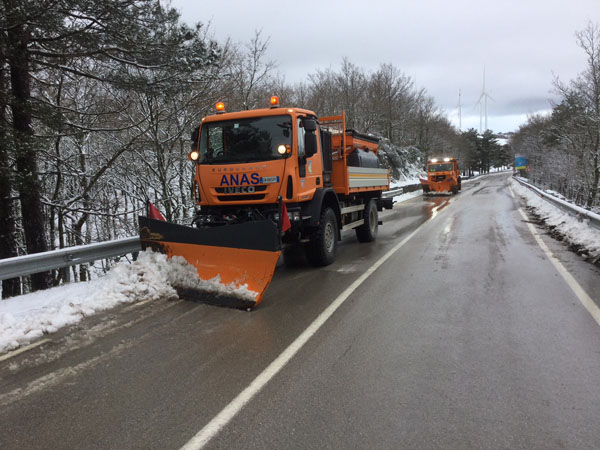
475, 66, 494, 133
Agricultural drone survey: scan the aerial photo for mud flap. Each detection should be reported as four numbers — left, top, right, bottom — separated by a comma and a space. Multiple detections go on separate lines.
139, 216, 281, 309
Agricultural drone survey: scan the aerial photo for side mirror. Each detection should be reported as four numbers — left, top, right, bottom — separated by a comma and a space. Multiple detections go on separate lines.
305, 132, 317, 158
302, 118, 317, 158
302, 118, 317, 132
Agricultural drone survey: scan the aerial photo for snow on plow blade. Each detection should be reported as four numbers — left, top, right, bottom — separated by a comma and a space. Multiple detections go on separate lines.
138, 216, 281, 309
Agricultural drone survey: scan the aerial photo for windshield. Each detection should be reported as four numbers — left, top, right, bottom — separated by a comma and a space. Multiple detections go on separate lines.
428, 163, 453, 172
199, 115, 292, 164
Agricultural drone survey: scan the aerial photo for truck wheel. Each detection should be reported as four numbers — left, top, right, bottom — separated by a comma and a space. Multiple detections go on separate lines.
355, 199, 378, 243
451, 185, 459, 195
306, 207, 337, 266
458, 177, 462, 191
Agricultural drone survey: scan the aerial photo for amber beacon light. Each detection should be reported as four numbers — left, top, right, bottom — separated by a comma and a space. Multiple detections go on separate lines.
270, 96, 280, 108
216, 101, 225, 113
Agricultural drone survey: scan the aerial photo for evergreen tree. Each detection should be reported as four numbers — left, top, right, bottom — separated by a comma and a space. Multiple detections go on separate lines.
0, 0, 220, 292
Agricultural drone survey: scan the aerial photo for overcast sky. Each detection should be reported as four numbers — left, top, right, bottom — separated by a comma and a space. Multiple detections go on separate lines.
169, 0, 598, 133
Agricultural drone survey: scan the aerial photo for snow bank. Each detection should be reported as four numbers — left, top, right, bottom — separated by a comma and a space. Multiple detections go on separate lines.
510, 179, 600, 260
392, 190, 423, 204
0, 251, 257, 354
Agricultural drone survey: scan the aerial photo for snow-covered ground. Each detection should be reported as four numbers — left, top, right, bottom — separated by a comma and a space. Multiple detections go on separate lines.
389, 174, 423, 203
390, 175, 422, 188
0, 252, 257, 355
391, 189, 423, 203
510, 178, 600, 260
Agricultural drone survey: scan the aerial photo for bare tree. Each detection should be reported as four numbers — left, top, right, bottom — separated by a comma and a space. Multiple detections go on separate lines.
224, 30, 277, 110
573, 22, 600, 206
513, 23, 600, 208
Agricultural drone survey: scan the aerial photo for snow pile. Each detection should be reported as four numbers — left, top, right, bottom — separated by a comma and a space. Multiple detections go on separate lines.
0, 251, 257, 354
164, 254, 258, 300
510, 179, 600, 260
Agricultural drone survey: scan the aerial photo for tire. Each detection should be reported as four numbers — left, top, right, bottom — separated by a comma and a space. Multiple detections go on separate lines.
458, 177, 462, 191
306, 207, 338, 266
355, 199, 378, 243
451, 185, 458, 195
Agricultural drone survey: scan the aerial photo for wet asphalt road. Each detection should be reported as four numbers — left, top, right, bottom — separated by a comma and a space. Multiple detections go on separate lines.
1, 172, 600, 449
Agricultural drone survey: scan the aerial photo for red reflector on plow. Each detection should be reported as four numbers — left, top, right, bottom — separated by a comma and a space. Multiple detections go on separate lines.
280, 202, 291, 233
148, 202, 166, 221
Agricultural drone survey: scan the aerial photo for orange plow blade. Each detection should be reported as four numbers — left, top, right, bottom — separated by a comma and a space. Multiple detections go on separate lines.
420, 178, 454, 193
139, 216, 281, 309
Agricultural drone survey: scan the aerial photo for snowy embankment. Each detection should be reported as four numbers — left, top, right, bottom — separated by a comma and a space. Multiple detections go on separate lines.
391, 189, 423, 204
0, 252, 256, 355
388, 166, 425, 204
510, 178, 600, 261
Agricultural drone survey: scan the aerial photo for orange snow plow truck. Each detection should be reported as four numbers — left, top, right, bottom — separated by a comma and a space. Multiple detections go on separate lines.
139, 97, 391, 309
420, 157, 461, 195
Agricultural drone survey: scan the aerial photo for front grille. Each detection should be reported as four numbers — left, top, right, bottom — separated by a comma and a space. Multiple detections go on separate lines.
433, 175, 446, 181
217, 194, 266, 201
215, 185, 267, 194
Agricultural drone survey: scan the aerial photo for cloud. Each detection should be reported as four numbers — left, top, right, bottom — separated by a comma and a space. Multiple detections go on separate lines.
171, 0, 598, 132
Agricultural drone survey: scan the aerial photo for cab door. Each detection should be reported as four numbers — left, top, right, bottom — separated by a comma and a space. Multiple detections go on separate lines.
296, 117, 323, 201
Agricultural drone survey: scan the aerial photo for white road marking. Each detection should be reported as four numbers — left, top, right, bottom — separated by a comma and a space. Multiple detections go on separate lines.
511, 187, 600, 327
180, 212, 442, 450
0, 339, 51, 363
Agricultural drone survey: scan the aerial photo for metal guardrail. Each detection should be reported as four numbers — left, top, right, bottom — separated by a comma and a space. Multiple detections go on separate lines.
382, 183, 421, 198
0, 184, 425, 283
512, 176, 600, 230
0, 237, 141, 282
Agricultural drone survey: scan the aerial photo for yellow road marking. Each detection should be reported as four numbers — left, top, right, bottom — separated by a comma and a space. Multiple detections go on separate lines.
0, 339, 51, 363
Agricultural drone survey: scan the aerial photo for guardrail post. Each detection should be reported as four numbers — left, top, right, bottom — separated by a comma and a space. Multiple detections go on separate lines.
64, 253, 76, 283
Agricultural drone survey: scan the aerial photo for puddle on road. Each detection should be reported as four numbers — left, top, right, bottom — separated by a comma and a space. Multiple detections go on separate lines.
422, 197, 453, 221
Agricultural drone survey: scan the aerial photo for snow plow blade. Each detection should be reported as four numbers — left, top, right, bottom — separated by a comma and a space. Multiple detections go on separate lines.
138, 216, 281, 309
420, 178, 455, 193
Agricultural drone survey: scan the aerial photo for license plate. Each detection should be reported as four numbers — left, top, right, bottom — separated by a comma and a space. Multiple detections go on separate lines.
260, 176, 280, 184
